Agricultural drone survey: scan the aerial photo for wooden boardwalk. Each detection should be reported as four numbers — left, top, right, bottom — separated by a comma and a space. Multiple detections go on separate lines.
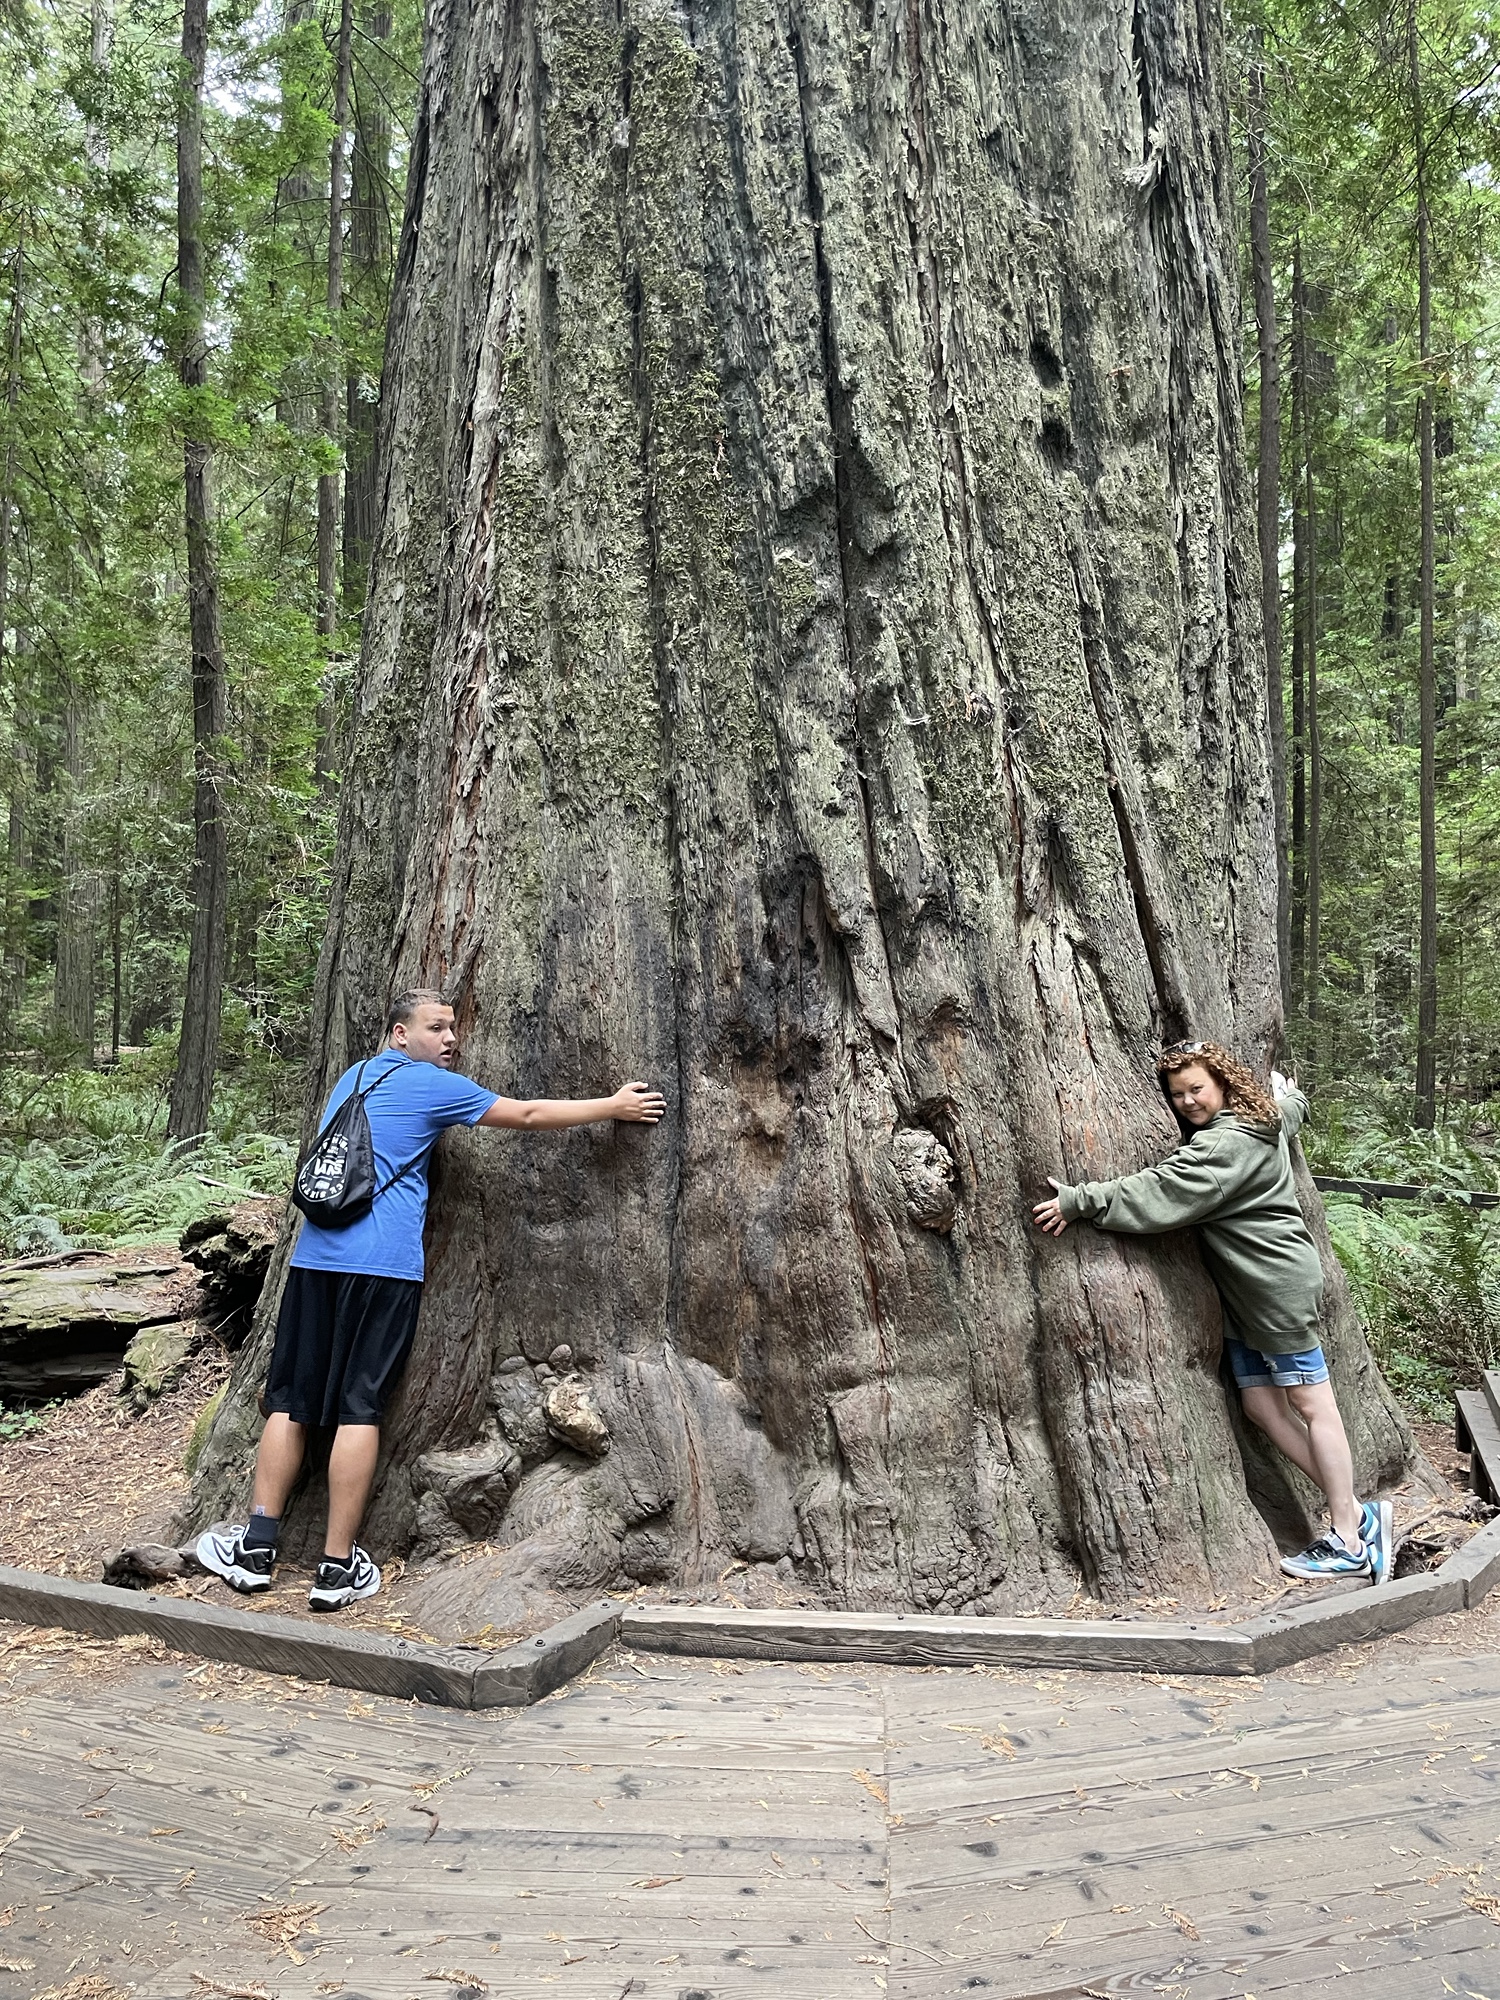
4, 1623, 1500, 1998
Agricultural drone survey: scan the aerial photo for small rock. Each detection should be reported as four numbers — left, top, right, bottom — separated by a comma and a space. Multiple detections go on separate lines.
548, 1344, 573, 1371
121, 1320, 197, 1406
544, 1378, 611, 1459
102, 1543, 185, 1590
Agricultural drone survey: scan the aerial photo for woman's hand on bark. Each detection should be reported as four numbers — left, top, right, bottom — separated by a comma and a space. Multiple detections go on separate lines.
1032, 1176, 1069, 1235
611, 1080, 667, 1123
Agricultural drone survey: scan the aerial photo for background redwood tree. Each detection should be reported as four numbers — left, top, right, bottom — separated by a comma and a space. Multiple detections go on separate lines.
188, 0, 1420, 1625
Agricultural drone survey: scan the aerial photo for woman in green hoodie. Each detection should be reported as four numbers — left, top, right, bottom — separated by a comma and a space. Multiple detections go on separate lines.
1031, 1040, 1393, 1586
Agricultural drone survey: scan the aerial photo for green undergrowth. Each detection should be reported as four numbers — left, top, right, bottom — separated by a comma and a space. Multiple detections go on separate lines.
1306, 1101, 1500, 1420
0, 1040, 296, 1258
0, 1399, 55, 1441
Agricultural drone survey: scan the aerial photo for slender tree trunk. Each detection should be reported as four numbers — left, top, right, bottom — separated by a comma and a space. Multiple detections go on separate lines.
1292, 243, 1322, 1025
274, 0, 319, 437
1411, 5, 1438, 1129
53, 0, 114, 1064
0, 223, 19, 675
111, 749, 123, 1061
187, 0, 1419, 1618
166, 0, 230, 1144
1305, 405, 1321, 1029
1248, 44, 1288, 1019
3, 766, 22, 1021
341, 0, 392, 613
1289, 240, 1307, 1015
53, 695, 96, 1055
1, 223, 25, 1019
315, 0, 355, 784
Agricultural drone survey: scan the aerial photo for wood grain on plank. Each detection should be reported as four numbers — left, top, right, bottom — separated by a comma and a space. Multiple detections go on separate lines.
1239, 1571, 1463, 1669
622, 1604, 1258, 1674
0, 1564, 480, 1702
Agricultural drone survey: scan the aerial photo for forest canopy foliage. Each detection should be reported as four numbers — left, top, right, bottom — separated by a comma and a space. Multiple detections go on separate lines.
0, 0, 1497, 1405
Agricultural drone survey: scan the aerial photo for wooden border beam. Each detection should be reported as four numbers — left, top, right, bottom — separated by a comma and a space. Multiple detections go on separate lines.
0, 1566, 617, 1709
4, 1374, 1499, 1700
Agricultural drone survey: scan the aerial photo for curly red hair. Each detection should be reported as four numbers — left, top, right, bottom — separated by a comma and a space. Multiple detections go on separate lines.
1156, 1040, 1278, 1127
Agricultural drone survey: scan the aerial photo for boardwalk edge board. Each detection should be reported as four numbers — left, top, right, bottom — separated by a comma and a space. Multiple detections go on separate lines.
3, 1373, 1499, 1697
0, 1564, 619, 1710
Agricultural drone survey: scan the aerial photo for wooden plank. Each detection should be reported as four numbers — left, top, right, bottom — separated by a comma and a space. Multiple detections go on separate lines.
0, 1563, 481, 1704
0, 1569, 621, 1710
1239, 1570, 1463, 1672
1483, 1366, 1500, 1434
471, 1600, 619, 1706
1456, 1390, 1499, 1503
1437, 1514, 1500, 1608
622, 1604, 1258, 1676
1313, 1174, 1500, 1210
888, 1900, 1500, 2000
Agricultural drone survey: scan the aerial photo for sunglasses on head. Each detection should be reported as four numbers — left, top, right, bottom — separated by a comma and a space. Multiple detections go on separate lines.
1160, 1039, 1206, 1058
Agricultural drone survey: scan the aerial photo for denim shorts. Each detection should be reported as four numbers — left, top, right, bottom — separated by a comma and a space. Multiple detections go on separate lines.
1224, 1337, 1330, 1390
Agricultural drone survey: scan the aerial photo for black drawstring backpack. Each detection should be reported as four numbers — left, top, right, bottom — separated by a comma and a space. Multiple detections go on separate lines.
290, 1058, 429, 1229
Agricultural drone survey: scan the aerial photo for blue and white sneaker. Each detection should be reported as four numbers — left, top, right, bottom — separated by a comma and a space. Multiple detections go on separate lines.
1361, 1499, 1395, 1586
1279, 1533, 1371, 1581
196, 1523, 275, 1593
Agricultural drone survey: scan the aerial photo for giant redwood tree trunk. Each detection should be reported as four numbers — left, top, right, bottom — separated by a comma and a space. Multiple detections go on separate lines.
188, 0, 1420, 1625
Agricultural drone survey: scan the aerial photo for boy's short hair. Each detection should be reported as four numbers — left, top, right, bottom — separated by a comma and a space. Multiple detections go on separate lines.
384, 987, 448, 1037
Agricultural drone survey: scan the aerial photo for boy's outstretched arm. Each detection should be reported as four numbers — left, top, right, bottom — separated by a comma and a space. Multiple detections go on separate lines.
477, 1080, 666, 1131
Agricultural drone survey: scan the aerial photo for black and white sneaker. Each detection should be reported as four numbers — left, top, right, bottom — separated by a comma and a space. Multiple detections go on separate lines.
308, 1544, 381, 1612
196, 1523, 275, 1594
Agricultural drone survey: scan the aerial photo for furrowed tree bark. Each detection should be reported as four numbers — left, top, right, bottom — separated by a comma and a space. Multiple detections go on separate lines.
1411, 2, 1438, 1131
166, 0, 230, 1144
1248, 42, 1288, 1018
188, 0, 1420, 1620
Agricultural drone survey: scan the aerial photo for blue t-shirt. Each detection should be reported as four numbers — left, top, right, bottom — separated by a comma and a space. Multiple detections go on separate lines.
290, 1050, 498, 1281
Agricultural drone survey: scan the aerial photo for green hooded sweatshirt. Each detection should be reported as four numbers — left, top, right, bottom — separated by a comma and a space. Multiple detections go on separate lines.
1056, 1089, 1323, 1355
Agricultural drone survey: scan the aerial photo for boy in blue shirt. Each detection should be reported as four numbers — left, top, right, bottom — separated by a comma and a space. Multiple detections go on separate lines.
198, 989, 665, 1610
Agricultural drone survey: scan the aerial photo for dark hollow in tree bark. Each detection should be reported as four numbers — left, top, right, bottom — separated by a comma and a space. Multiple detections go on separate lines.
188, 0, 1420, 1620
166, 0, 230, 1145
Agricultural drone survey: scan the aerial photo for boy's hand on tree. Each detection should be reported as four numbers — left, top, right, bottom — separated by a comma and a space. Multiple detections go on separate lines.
1271, 1068, 1296, 1100
611, 1080, 666, 1123
1032, 1176, 1069, 1235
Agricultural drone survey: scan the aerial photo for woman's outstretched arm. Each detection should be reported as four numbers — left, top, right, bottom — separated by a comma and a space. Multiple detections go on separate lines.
1032, 1138, 1229, 1237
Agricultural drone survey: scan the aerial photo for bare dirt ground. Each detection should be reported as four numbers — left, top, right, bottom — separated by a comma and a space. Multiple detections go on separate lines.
0, 1362, 454, 1641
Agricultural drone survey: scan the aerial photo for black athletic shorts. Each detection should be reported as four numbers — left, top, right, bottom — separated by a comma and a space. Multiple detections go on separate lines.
265, 1269, 424, 1427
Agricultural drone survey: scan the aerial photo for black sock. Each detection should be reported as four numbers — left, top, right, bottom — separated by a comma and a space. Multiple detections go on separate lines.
243, 1513, 279, 1550
321, 1551, 353, 1571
